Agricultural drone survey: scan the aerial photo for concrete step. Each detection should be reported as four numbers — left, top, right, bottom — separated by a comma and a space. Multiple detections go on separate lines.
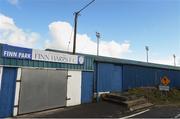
101, 93, 153, 112
102, 96, 126, 106
102, 95, 153, 112
105, 93, 128, 101
123, 97, 147, 107
101, 93, 142, 102
103, 96, 148, 107
129, 102, 154, 111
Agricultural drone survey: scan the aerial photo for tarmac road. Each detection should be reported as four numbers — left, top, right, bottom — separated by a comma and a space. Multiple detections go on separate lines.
17, 101, 180, 118
17, 101, 127, 118
132, 106, 180, 118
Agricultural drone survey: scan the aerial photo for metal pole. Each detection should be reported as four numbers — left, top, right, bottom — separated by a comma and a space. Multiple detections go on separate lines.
173, 54, 176, 66
73, 12, 78, 54
147, 50, 148, 63
96, 32, 100, 56
97, 36, 99, 56
72, 0, 95, 54
145, 46, 149, 63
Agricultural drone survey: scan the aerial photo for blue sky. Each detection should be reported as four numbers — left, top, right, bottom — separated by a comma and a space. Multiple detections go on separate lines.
0, 0, 180, 65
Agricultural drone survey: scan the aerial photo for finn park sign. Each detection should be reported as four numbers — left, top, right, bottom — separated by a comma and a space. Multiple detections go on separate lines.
2, 44, 84, 64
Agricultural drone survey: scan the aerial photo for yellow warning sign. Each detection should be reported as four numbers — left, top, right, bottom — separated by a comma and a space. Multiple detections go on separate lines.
161, 76, 170, 86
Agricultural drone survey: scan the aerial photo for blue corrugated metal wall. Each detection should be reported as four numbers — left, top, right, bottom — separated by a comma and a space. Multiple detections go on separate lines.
81, 71, 93, 103
0, 67, 17, 118
111, 65, 122, 91
123, 65, 157, 90
173, 70, 180, 89
96, 63, 122, 92
122, 65, 179, 91
97, 63, 113, 92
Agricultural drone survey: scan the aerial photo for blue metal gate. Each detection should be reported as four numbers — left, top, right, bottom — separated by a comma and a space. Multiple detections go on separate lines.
0, 67, 17, 118
81, 71, 93, 103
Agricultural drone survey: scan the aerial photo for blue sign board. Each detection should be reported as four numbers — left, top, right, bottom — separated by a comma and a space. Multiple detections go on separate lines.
1, 44, 84, 64
2, 44, 32, 60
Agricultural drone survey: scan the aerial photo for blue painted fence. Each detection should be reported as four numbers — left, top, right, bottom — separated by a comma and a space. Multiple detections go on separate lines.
0, 67, 17, 118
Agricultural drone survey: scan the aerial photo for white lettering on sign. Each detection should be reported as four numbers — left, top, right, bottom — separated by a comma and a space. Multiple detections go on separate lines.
18, 53, 31, 59
3, 51, 17, 57
32, 49, 84, 64
3, 51, 31, 59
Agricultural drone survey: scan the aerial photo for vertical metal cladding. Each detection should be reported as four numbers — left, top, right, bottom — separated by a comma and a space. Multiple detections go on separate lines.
123, 65, 159, 91
96, 62, 123, 92
0, 67, 17, 118
173, 70, 180, 89
97, 63, 113, 92
0, 57, 93, 71
111, 65, 122, 91
81, 71, 94, 103
122, 65, 180, 91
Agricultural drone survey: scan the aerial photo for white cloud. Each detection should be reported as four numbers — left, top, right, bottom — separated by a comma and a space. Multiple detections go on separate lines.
151, 58, 173, 66
7, 0, 19, 5
151, 56, 180, 66
45, 21, 131, 58
0, 14, 130, 58
0, 13, 39, 48
0, 14, 178, 67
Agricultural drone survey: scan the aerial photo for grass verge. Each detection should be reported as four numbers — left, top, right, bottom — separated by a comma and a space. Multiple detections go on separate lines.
128, 87, 180, 105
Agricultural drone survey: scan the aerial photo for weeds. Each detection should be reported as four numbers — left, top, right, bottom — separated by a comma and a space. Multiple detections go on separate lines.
128, 87, 180, 105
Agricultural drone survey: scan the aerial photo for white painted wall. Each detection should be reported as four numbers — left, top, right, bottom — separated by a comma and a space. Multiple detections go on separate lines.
0, 67, 3, 91
13, 68, 21, 116
66, 71, 81, 106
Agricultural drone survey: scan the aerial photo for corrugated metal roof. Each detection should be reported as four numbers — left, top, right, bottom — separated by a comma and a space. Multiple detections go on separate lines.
46, 49, 180, 71
1, 44, 178, 71
94, 55, 180, 71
